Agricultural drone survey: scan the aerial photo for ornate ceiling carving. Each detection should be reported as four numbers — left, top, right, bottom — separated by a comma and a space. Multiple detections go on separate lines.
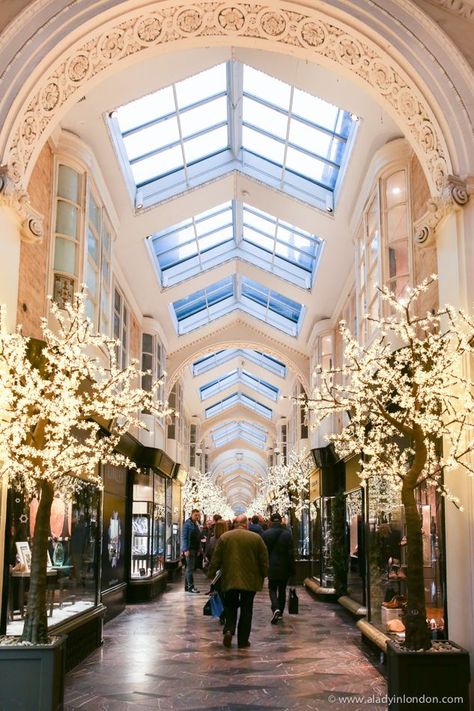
3, 0, 453, 199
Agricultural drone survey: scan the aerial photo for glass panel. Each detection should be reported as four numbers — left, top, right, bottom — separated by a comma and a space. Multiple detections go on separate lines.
388, 242, 409, 280
86, 264, 98, 298
56, 200, 78, 238
123, 117, 180, 160
57, 165, 81, 202
385, 170, 407, 208
88, 193, 100, 232
242, 97, 288, 137
117, 86, 175, 133
132, 145, 183, 184
242, 126, 285, 165
387, 205, 408, 242
288, 120, 333, 158
54, 237, 76, 274
180, 97, 227, 137
184, 126, 228, 164
175, 64, 226, 108
243, 65, 291, 110
87, 227, 99, 265
291, 90, 340, 133
285, 147, 326, 183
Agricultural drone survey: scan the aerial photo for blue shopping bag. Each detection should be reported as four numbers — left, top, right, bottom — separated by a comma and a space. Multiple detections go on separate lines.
209, 591, 224, 618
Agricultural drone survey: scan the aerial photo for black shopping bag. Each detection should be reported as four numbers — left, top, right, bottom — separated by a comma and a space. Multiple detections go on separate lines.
288, 587, 299, 614
203, 597, 212, 616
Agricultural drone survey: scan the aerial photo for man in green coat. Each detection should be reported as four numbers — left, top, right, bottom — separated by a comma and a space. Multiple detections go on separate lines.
209, 514, 269, 649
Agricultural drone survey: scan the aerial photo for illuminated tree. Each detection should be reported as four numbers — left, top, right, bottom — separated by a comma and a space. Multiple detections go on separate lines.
0, 292, 172, 644
304, 275, 474, 650
183, 468, 234, 520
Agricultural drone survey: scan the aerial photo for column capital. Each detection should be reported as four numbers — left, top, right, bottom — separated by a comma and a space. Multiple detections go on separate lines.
0, 165, 44, 243
414, 175, 472, 245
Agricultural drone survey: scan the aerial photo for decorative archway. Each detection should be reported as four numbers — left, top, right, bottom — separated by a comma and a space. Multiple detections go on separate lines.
0, 0, 464, 200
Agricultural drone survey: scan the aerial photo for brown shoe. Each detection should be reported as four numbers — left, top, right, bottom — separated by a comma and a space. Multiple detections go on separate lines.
223, 630, 233, 648
382, 595, 407, 609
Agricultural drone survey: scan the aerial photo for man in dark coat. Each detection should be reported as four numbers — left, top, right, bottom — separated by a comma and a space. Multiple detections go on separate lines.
262, 512, 295, 624
248, 514, 263, 535
209, 514, 269, 649
181, 508, 201, 593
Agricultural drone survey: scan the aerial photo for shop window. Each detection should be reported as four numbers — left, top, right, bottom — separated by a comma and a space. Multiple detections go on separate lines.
383, 169, 410, 301
53, 164, 83, 307
357, 191, 381, 344
6, 487, 100, 635
366, 481, 445, 641
131, 470, 167, 579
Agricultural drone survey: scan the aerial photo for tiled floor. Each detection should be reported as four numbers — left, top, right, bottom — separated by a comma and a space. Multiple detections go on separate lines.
64, 573, 387, 710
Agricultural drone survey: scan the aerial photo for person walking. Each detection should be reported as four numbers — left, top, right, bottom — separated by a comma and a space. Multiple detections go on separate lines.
262, 512, 295, 624
248, 515, 264, 535
208, 514, 269, 649
181, 508, 202, 593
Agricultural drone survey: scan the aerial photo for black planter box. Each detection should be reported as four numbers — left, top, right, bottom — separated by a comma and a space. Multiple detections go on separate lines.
0, 634, 66, 710
386, 639, 470, 710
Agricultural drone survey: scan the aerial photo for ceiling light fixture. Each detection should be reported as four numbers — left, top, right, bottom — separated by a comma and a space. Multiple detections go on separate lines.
350, 112, 359, 121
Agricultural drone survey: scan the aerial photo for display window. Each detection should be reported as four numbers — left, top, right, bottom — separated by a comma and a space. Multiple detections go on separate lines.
131, 469, 167, 578
6, 486, 100, 635
345, 488, 365, 605
366, 481, 445, 641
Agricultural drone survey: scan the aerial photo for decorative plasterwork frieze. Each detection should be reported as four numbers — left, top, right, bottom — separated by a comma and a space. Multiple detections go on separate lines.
414, 174, 471, 245
0, 165, 44, 243
4, 1, 452, 197
422, 0, 474, 21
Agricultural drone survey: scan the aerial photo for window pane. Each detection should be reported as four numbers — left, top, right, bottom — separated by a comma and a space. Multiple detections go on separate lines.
242, 97, 288, 138
388, 241, 409, 280
54, 237, 76, 274
243, 65, 291, 110
175, 64, 226, 108
180, 97, 227, 138
123, 117, 180, 161
285, 147, 326, 183
385, 170, 407, 208
132, 145, 183, 184
58, 165, 80, 202
288, 120, 333, 159
88, 193, 100, 232
86, 263, 98, 297
117, 86, 175, 133
56, 200, 78, 238
87, 227, 99, 265
291, 89, 339, 132
387, 205, 408, 242
242, 126, 285, 165
183, 126, 228, 164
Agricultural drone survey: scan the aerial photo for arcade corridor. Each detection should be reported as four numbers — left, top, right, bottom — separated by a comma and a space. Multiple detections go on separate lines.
64, 575, 387, 710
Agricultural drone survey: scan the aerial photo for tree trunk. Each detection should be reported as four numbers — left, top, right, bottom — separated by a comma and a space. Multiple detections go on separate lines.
401, 480, 431, 650
22, 480, 54, 644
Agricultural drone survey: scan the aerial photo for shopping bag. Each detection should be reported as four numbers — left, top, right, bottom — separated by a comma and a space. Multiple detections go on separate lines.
288, 587, 299, 614
203, 597, 212, 616
209, 591, 224, 618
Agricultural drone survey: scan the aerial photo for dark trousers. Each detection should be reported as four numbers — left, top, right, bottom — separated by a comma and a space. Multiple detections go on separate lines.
223, 589, 256, 646
268, 577, 289, 613
184, 551, 197, 589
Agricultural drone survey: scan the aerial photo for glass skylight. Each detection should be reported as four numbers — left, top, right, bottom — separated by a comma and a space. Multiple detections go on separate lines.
211, 421, 268, 449
199, 368, 279, 401
171, 276, 303, 336
205, 392, 272, 419
222, 462, 258, 477
111, 61, 356, 210
192, 349, 287, 377
150, 200, 322, 288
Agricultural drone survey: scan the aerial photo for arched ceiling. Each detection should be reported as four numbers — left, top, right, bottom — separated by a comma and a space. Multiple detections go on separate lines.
55, 44, 401, 509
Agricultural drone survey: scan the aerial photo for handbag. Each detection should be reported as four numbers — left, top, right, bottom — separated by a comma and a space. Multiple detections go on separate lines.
209, 591, 224, 618
288, 587, 299, 615
203, 597, 212, 616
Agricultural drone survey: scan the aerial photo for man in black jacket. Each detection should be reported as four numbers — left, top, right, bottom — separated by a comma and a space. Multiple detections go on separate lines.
181, 509, 202, 593
262, 512, 295, 624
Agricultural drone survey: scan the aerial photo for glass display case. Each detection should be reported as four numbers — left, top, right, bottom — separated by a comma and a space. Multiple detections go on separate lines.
131, 469, 167, 579
366, 481, 446, 641
6, 486, 100, 635
310, 496, 335, 588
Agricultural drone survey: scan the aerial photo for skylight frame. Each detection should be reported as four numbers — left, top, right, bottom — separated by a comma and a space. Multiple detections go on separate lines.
211, 420, 268, 449
172, 276, 304, 337
199, 367, 279, 402
192, 348, 287, 377
205, 392, 272, 419
110, 61, 357, 212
